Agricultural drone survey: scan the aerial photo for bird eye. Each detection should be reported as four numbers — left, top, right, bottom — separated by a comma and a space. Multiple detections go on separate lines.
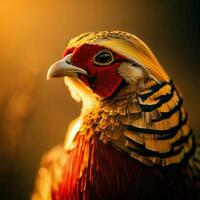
93, 49, 114, 66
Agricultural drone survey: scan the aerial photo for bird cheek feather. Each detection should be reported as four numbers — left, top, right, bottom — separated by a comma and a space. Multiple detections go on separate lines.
68, 44, 124, 98
78, 64, 122, 98
93, 65, 122, 98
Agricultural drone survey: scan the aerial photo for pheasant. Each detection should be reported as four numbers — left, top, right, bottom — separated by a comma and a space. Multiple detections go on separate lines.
32, 31, 200, 200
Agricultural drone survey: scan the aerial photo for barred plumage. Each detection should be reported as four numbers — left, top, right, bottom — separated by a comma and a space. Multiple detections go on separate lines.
91, 78, 194, 167
32, 31, 200, 200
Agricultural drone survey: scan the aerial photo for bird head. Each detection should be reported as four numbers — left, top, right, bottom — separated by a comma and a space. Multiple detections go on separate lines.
47, 31, 169, 100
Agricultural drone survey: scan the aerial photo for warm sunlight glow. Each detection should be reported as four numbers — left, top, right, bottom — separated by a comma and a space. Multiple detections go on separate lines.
63, 77, 98, 151
64, 77, 99, 111
64, 118, 82, 151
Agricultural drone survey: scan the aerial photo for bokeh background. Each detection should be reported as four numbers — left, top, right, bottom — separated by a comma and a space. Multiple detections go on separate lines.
0, 0, 199, 199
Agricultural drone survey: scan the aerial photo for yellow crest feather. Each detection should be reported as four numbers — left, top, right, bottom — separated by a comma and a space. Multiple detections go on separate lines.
67, 31, 170, 82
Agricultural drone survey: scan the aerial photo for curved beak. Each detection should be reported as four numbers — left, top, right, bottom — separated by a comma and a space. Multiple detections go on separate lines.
46, 54, 88, 80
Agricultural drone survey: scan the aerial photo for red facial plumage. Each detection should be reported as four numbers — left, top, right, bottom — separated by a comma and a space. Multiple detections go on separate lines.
64, 44, 126, 98
32, 31, 199, 200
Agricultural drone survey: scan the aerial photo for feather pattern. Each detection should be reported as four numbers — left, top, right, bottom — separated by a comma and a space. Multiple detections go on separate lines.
88, 78, 195, 167
32, 130, 200, 200
32, 31, 200, 200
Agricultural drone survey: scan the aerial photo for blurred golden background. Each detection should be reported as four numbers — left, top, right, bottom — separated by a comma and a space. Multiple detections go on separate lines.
0, 0, 199, 199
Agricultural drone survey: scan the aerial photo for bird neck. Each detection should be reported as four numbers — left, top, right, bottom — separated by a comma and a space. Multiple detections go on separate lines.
84, 79, 195, 167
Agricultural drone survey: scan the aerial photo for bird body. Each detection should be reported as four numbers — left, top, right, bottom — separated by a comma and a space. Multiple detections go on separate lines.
32, 31, 200, 200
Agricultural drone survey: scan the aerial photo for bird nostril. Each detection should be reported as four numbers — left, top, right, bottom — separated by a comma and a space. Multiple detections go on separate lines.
64, 53, 73, 64
65, 60, 72, 64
